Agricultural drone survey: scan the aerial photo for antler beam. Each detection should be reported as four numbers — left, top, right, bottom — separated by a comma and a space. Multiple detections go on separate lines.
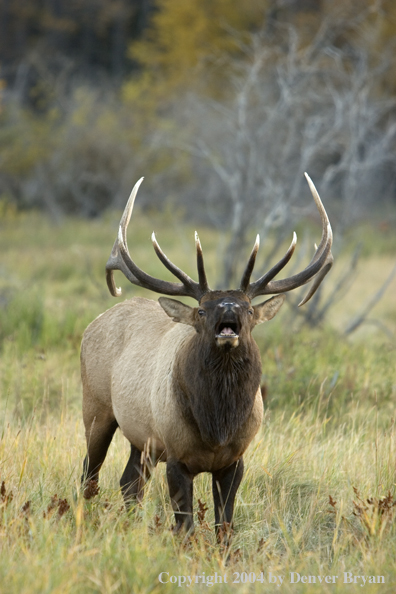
107, 173, 333, 307
105, 178, 210, 300
242, 173, 333, 305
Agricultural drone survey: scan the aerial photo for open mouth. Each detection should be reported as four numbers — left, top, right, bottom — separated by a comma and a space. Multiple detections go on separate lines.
216, 322, 239, 338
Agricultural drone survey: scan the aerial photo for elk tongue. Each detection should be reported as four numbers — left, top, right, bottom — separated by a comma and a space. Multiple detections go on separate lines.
220, 327, 236, 336
216, 326, 239, 348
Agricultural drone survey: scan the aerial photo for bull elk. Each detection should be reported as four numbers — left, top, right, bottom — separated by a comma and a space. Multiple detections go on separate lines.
81, 173, 333, 536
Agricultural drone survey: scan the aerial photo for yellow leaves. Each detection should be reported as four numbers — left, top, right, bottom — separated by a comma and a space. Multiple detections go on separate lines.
128, 0, 264, 97
70, 88, 96, 128
70, 89, 122, 142
0, 196, 18, 222
121, 70, 162, 119
0, 109, 58, 176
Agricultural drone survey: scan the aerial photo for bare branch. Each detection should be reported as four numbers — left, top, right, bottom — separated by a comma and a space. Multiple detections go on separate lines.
344, 263, 396, 335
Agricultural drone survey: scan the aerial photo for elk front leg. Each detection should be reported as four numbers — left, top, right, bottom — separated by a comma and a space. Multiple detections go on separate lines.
212, 457, 244, 542
166, 459, 194, 533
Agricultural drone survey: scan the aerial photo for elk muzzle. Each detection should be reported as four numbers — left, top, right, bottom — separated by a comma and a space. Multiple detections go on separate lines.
215, 302, 241, 348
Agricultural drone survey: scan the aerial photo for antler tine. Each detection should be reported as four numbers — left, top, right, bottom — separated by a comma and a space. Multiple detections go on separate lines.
151, 232, 199, 291
246, 174, 333, 304
105, 178, 204, 300
195, 232, 210, 293
240, 235, 260, 292
245, 232, 297, 297
120, 177, 144, 243
303, 173, 330, 267
297, 254, 334, 306
106, 178, 145, 297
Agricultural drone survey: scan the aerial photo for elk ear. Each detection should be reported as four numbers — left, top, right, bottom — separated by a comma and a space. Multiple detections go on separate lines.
159, 297, 196, 326
253, 295, 286, 325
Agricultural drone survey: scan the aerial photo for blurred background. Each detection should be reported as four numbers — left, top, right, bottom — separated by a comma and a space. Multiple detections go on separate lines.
2, 5, 396, 585
1, 0, 396, 381
2, 0, 396, 224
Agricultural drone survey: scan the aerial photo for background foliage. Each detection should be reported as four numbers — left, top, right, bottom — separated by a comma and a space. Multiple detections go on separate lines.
1, 1, 396, 222
2, 0, 396, 286
1, 2, 396, 592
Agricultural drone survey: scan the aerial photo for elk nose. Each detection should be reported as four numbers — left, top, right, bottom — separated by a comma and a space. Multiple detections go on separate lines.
218, 301, 240, 313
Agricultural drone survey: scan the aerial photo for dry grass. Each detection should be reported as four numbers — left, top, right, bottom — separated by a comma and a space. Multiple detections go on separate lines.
1, 211, 396, 592
1, 404, 396, 593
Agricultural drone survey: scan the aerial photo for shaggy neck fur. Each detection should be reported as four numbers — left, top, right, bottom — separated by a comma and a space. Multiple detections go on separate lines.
176, 336, 262, 448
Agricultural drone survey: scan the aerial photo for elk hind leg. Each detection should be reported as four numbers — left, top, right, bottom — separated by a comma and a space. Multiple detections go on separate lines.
81, 411, 118, 499
120, 443, 153, 510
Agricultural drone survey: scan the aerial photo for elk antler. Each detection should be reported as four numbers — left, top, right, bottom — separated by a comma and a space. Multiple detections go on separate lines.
106, 178, 210, 300
240, 173, 333, 306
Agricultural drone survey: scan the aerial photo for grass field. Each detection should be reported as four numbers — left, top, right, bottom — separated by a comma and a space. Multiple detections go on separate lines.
1, 208, 396, 593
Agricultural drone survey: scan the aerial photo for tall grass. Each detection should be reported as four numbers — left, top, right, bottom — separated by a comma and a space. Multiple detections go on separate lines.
1, 403, 395, 593
1, 211, 396, 592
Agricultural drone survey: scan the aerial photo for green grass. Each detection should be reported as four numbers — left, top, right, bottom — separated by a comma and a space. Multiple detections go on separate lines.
1, 404, 395, 593
1, 211, 396, 593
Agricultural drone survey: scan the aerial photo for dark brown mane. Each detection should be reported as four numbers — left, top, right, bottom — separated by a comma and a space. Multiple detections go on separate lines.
180, 338, 262, 448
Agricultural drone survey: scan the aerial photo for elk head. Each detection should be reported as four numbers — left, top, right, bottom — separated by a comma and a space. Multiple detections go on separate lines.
105, 174, 333, 336
157, 291, 285, 350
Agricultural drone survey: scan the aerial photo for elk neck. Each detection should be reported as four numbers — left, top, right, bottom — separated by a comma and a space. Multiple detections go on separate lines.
174, 333, 262, 449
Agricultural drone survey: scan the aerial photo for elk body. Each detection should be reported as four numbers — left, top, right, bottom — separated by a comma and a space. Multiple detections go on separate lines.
81, 174, 333, 536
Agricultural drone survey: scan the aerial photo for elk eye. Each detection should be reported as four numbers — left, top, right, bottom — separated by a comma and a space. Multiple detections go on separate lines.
248, 309, 254, 316
198, 309, 206, 317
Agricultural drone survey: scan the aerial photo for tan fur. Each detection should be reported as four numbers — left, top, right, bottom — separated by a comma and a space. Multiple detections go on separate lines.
81, 296, 264, 475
